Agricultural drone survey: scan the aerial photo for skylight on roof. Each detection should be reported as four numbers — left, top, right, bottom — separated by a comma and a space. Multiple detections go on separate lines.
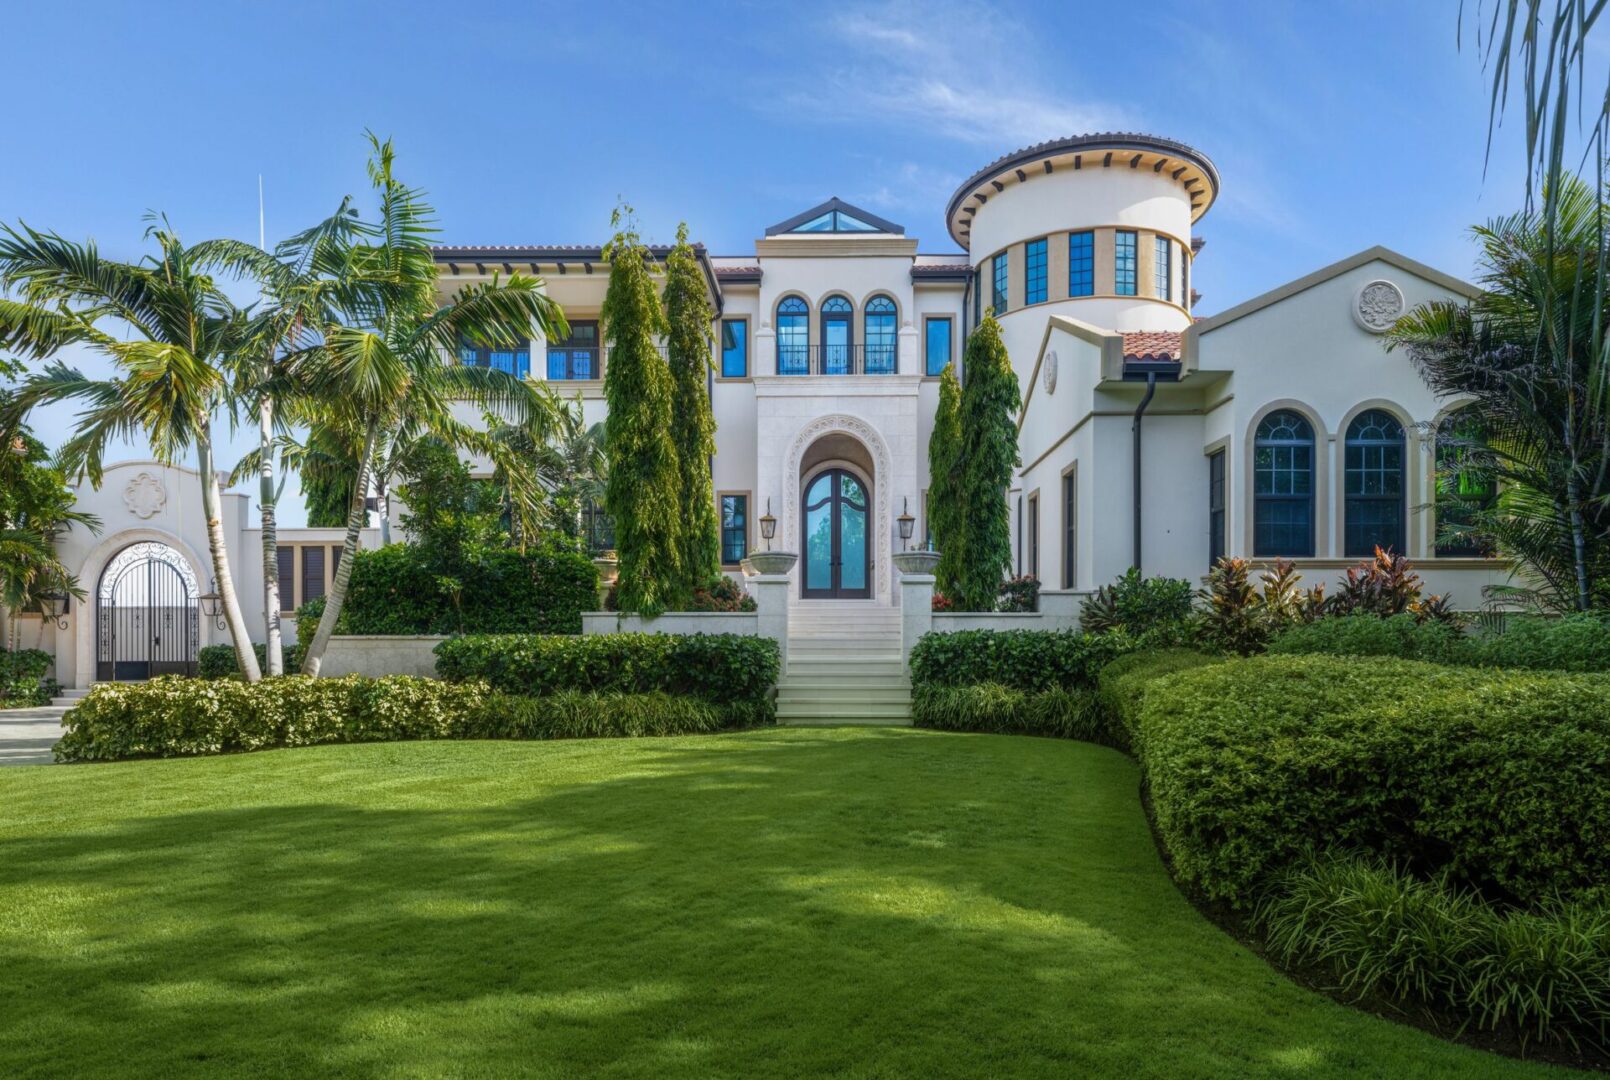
788, 209, 884, 233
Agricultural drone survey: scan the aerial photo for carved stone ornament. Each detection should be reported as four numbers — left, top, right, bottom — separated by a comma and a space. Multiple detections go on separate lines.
782, 414, 892, 599
1354, 279, 1405, 334
123, 471, 167, 519
1042, 350, 1058, 395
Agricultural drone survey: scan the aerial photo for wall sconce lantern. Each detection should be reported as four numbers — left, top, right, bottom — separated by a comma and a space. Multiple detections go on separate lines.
199, 583, 227, 630
758, 498, 777, 551
897, 497, 915, 551
40, 591, 69, 630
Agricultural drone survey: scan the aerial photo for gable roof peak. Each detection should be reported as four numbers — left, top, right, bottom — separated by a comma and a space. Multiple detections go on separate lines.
764, 197, 905, 236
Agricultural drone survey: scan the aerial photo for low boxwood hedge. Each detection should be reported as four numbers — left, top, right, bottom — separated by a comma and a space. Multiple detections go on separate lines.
1268, 612, 1610, 673
1135, 655, 1610, 907
1093, 648, 1222, 749
910, 684, 1101, 740
433, 633, 779, 707
54, 675, 771, 762
909, 628, 1135, 692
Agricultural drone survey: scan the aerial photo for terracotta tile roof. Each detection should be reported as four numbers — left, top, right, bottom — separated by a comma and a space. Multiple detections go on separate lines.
713, 265, 761, 276
1121, 330, 1183, 361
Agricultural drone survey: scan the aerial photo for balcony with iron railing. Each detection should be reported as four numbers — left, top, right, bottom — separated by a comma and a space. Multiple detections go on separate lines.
774, 343, 899, 376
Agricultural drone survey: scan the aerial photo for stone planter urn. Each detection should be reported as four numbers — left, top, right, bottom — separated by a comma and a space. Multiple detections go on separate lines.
591, 551, 619, 609
746, 550, 798, 575
892, 550, 942, 576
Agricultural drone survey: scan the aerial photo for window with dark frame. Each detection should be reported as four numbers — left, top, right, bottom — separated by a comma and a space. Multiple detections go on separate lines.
1015, 494, 1023, 574
720, 494, 748, 566
546, 321, 599, 380
864, 296, 897, 374
776, 296, 809, 374
1254, 410, 1316, 557
1061, 469, 1076, 589
1069, 231, 1094, 296
1154, 236, 1172, 301
1434, 411, 1496, 557
1344, 409, 1406, 557
972, 266, 982, 328
924, 317, 953, 376
1027, 493, 1039, 580
992, 252, 1009, 314
459, 333, 531, 378
720, 319, 748, 378
277, 547, 295, 613
301, 545, 326, 603
1025, 238, 1047, 305
1114, 231, 1138, 296
1208, 449, 1226, 568
582, 498, 615, 555
1182, 250, 1191, 310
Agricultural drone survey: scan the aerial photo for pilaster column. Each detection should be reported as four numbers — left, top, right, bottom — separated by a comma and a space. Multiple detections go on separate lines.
899, 573, 935, 661
749, 573, 791, 672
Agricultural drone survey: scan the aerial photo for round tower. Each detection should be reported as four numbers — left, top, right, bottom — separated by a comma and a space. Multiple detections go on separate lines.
947, 133, 1218, 336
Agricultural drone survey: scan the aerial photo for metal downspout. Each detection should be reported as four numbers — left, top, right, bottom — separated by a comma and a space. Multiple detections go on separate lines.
1132, 372, 1157, 572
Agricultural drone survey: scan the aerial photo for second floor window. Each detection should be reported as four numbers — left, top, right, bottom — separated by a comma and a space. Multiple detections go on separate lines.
1025, 238, 1047, 305
720, 319, 748, 378
777, 297, 809, 374
1154, 236, 1172, 301
992, 252, 1009, 314
547, 321, 598, 380
459, 333, 530, 377
925, 317, 953, 376
865, 296, 897, 374
1069, 231, 1094, 297
1114, 231, 1137, 296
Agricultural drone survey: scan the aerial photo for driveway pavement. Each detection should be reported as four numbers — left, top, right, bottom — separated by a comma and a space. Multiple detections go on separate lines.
0, 707, 66, 765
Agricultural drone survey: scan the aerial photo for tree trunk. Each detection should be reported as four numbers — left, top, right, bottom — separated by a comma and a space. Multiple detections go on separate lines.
377, 476, 392, 546
301, 420, 378, 676
198, 431, 262, 682
258, 392, 284, 675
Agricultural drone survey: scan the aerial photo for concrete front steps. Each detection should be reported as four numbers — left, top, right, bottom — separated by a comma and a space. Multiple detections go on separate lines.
777, 603, 911, 726
49, 687, 94, 708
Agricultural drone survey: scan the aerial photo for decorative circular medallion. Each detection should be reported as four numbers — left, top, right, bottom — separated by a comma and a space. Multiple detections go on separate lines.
1042, 350, 1058, 395
122, 471, 167, 519
1354, 279, 1405, 333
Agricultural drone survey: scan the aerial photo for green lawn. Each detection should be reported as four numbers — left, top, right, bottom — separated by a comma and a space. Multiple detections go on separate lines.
0, 730, 1583, 1078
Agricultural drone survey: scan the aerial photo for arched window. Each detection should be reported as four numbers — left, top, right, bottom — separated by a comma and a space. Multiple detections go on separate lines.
864, 295, 897, 374
1253, 410, 1316, 557
1435, 409, 1495, 557
821, 295, 853, 374
1344, 408, 1406, 557
776, 296, 809, 375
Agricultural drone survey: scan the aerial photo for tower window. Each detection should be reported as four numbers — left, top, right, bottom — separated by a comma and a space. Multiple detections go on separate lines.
1114, 231, 1137, 296
1068, 231, 1094, 297
1025, 238, 1047, 305
1154, 236, 1172, 301
992, 252, 1009, 314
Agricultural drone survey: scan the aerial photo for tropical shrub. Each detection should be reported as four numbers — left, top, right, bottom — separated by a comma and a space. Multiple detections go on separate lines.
688, 576, 756, 612
198, 643, 301, 680
1136, 655, 1610, 906
996, 575, 1040, 613
1265, 614, 1466, 664
1256, 852, 1610, 1049
1080, 568, 1193, 640
433, 632, 779, 710
908, 628, 1135, 693
911, 684, 1100, 739
1326, 547, 1454, 621
0, 647, 55, 707
1093, 648, 1222, 749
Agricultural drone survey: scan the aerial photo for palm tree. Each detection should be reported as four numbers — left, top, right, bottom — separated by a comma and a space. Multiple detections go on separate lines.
0, 415, 101, 650
293, 135, 566, 675
0, 218, 265, 679
1389, 178, 1610, 611
479, 395, 605, 550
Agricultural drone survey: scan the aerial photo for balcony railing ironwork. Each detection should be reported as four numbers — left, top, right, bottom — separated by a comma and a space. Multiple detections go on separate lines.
775, 343, 898, 376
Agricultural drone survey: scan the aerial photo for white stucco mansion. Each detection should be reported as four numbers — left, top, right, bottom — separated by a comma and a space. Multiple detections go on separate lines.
22, 132, 1511, 689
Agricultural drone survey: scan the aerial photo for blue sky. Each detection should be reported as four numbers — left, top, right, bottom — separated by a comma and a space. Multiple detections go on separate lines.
1, 1, 1549, 524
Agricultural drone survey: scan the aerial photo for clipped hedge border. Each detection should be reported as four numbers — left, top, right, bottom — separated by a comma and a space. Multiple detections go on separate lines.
54, 675, 771, 763
434, 632, 779, 707
909, 628, 1136, 693
1268, 611, 1610, 673
910, 684, 1102, 740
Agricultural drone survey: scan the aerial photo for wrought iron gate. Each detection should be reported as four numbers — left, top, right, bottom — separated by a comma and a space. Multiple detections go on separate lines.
96, 542, 199, 681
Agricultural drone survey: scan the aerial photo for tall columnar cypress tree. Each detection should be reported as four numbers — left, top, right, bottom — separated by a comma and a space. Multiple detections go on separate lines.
928, 362, 964, 598
602, 208, 683, 614
663, 222, 721, 588
953, 314, 1021, 610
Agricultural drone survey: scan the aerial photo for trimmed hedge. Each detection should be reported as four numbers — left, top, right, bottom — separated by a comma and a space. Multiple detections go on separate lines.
911, 684, 1101, 739
198, 643, 301, 680
1268, 612, 1610, 673
54, 675, 770, 762
434, 633, 778, 709
1094, 648, 1222, 749
298, 542, 597, 637
0, 647, 55, 707
909, 628, 1135, 693
1256, 852, 1610, 1048
1135, 655, 1610, 906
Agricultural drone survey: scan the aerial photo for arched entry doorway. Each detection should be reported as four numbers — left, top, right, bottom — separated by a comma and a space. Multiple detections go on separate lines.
96, 541, 199, 680
801, 467, 872, 598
